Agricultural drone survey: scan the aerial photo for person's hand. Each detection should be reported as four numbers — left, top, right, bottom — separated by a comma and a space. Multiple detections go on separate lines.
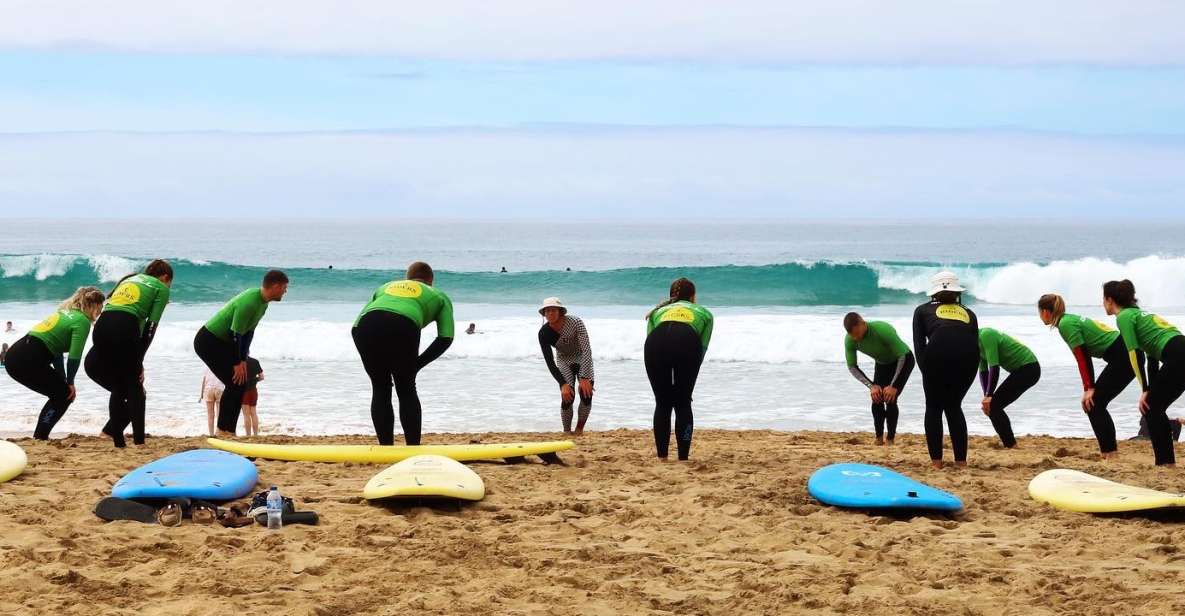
560, 383, 574, 403
1139, 391, 1150, 415
257, 372, 265, 382
869, 385, 883, 404
981, 396, 992, 416
1081, 388, 1095, 413
882, 386, 898, 404
233, 361, 247, 386
578, 378, 593, 399
139, 368, 145, 384
67, 384, 76, 402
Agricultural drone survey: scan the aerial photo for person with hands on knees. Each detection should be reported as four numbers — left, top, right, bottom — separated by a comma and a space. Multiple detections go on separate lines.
194, 270, 288, 438
538, 297, 595, 435
842, 312, 914, 446
977, 327, 1040, 449
1104, 279, 1185, 466
4, 287, 105, 440
352, 261, 454, 446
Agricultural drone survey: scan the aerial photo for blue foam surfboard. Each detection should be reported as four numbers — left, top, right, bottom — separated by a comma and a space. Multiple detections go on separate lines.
808, 463, 962, 512
112, 449, 258, 501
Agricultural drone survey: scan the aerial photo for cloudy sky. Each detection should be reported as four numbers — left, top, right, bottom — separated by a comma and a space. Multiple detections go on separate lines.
2, 1, 1183, 218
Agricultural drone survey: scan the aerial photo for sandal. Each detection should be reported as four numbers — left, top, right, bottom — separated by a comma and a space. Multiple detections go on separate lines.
94, 497, 157, 524
218, 504, 255, 528
156, 502, 183, 527
191, 501, 218, 525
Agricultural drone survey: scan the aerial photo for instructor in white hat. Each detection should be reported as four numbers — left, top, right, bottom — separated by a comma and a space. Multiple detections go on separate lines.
538, 297, 595, 434
912, 271, 980, 468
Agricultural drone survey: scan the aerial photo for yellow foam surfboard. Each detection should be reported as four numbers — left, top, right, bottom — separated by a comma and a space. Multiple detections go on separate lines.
207, 438, 573, 464
363, 455, 485, 501
0, 440, 28, 483
1029, 469, 1185, 513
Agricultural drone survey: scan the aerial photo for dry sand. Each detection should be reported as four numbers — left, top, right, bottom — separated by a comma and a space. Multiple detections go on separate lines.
2, 429, 1185, 616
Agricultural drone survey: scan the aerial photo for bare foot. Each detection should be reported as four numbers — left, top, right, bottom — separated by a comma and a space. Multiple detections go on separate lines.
886, 439, 895, 446
953, 461, 968, 469
931, 460, 944, 470
1101, 451, 1117, 460
215, 430, 236, 439
875, 437, 885, 446
574, 430, 584, 436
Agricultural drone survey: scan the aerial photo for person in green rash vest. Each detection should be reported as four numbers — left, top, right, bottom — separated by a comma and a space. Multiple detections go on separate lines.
85, 259, 174, 448
4, 287, 106, 439
842, 313, 915, 445
976, 328, 1040, 449
352, 261, 455, 445
1104, 279, 1185, 466
1036, 293, 1175, 458
193, 270, 289, 437
645, 277, 713, 461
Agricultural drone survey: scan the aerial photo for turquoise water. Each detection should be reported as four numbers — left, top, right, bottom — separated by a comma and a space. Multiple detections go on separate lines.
1, 219, 1183, 440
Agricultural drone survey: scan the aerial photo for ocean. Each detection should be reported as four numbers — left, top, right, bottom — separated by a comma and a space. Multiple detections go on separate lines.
2, 219, 1184, 441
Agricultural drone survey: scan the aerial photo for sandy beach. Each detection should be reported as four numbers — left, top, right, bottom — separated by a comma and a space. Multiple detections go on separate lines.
1, 429, 1184, 615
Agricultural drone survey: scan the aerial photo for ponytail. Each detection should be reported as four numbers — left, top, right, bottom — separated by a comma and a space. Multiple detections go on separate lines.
109, 259, 174, 298
647, 277, 696, 320
59, 286, 106, 318
1038, 293, 1066, 326
1103, 280, 1138, 308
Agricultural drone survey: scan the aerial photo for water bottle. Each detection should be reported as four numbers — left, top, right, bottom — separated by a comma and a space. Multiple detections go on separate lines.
266, 486, 283, 530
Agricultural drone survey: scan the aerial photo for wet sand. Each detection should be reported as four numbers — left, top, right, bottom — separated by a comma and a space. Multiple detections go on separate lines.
1, 429, 1184, 615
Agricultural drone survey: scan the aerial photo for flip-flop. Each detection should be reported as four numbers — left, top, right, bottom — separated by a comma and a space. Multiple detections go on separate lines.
94, 497, 157, 524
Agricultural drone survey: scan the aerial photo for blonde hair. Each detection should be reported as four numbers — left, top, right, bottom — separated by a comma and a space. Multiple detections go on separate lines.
1037, 293, 1066, 326
59, 286, 106, 318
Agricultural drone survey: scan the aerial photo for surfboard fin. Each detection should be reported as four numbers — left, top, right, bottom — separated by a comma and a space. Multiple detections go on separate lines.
538, 452, 566, 466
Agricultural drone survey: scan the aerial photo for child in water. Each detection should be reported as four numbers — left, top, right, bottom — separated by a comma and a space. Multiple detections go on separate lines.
200, 366, 224, 437
240, 357, 264, 436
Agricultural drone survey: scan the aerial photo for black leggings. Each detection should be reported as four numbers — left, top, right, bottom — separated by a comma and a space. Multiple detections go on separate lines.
644, 322, 703, 460
986, 362, 1041, 448
85, 311, 146, 446
4, 336, 73, 439
194, 327, 247, 434
1084, 339, 1136, 453
872, 352, 914, 441
1146, 336, 1185, 465
920, 337, 979, 462
352, 310, 422, 446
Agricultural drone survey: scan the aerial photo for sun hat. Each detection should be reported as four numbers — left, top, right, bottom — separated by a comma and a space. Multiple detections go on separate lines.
927, 271, 966, 297
538, 297, 567, 315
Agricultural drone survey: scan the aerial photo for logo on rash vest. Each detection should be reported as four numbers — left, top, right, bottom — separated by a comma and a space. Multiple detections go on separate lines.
659, 307, 696, 324
935, 305, 970, 323
31, 312, 61, 333
1090, 319, 1116, 333
385, 281, 423, 298
108, 281, 142, 306
1152, 314, 1177, 330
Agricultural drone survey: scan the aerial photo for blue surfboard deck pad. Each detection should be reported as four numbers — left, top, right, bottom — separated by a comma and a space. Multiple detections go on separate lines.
112, 449, 258, 501
807, 463, 963, 512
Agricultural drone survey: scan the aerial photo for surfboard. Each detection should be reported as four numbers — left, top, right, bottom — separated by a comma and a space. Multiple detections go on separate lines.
363, 455, 485, 501
112, 449, 258, 501
808, 463, 963, 512
1029, 468, 1185, 513
207, 438, 574, 464
0, 440, 28, 483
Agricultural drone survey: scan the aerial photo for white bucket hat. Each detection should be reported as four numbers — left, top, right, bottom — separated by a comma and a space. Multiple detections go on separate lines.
538, 297, 567, 315
927, 271, 965, 296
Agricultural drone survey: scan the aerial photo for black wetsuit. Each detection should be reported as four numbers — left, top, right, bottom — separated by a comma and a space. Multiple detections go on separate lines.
85, 311, 150, 447
352, 310, 451, 445
4, 336, 74, 439
644, 322, 704, 460
868, 354, 915, 442
913, 301, 979, 462
1145, 336, 1185, 465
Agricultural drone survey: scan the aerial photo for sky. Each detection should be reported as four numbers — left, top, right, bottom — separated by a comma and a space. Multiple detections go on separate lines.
1, 1, 1183, 218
